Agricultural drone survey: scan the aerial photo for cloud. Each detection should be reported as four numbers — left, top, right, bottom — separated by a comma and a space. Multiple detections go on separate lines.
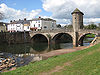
84, 18, 100, 24
42, 0, 100, 24
0, 3, 42, 22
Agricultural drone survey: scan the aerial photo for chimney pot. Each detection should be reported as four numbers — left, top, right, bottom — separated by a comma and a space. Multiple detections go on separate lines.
10, 20, 12, 23
24, 18, 26, 21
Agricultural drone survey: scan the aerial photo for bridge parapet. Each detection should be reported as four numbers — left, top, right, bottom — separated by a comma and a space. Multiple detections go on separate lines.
29, 29, 100, 47
30, 29, 100, 34
79, 29, 100, 33
30, 29, 73, 34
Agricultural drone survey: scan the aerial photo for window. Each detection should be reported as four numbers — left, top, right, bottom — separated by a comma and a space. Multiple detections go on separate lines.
38, 20, 40, 23
27, 26, 29, 29
44, 26, 47, 28
52, 25, 54, 27
38, 24, 40, 27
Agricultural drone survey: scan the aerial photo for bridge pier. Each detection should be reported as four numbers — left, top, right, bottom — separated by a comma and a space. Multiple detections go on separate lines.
73, 32, 79, 47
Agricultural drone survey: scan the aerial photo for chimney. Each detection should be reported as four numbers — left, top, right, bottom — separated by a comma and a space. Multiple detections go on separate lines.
39, 16, 41, 19
10, 20, 12, 23
24, 18, 26, 21
38, 16, 41, 20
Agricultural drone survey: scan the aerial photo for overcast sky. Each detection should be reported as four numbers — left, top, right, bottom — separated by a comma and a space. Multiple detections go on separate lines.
0, 0, 100, 24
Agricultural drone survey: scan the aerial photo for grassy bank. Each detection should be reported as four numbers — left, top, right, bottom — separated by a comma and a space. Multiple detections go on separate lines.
1, 43, 100, 75
86, 34, 95, 38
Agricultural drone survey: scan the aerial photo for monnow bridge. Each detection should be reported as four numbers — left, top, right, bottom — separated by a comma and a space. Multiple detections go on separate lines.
29, 8, 100, 47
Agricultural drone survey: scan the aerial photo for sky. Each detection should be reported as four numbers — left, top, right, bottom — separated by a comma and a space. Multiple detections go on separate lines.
0, 0, 100, 25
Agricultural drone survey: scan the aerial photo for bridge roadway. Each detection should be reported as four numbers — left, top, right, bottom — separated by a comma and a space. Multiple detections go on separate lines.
29, 29, 100, 47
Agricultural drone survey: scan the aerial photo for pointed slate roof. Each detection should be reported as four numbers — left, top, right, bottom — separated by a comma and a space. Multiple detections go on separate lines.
71, 8, 84, 15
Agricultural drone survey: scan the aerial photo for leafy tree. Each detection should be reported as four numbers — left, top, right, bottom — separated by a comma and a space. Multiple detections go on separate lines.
84, 24, 97, 29
98, 23, 100, 29
56, 24, 61, 28
0, 12, 5, 20
0, 0, 5, 20
66, 24, 73, 29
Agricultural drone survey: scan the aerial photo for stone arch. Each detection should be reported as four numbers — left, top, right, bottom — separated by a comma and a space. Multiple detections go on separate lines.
52, 33, 73, 44
31, 34, 49, 44
78, 32, 97, 46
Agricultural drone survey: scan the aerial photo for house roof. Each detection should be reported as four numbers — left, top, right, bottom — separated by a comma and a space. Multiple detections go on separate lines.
10, 20, 30, 25
0, 22, 9, 26
71, 8, 84, 15
31, 18, 56, 22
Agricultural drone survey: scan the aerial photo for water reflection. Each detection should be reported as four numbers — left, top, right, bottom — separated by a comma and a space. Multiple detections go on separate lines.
83, 38, 94, 46
31, 43, 48, 52
0, 38, 94, 54
0, 43, 73, 54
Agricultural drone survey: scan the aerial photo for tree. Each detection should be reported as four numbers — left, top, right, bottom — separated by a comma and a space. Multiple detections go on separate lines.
0, 0, 5, 20
66, 24, 73, 29
84, 24, 97, 29
56, 24, 61, 28
0, 12, 5, 20
98, 23, 100, 28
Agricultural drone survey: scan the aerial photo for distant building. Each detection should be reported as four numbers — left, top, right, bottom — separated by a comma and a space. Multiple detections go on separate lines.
0, 22, 8, 32
30, 17, 56, 31
7, 17, 57, 32
7, 19, 30, 32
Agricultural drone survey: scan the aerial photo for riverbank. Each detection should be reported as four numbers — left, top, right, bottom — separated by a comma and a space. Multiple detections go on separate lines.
0, 45, 89, 72
40, 46, 89, 59
2, 43, 100, 75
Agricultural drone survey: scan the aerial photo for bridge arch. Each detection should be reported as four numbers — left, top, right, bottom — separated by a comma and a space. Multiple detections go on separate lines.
31, 34, 49, 44
52, 33, 73, 44
78, 32, 97, 46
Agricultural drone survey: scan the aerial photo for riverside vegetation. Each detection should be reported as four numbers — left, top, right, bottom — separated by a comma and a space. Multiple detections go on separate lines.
1, 43, 100, 75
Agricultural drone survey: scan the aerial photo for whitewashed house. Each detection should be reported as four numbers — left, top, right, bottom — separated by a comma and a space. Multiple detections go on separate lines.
30, 17, 56, 31
7, 17, 57, 32
7, 19, 30, 32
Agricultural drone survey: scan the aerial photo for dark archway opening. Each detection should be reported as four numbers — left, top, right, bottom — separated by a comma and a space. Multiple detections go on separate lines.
52, 33, 73, 50
31, 34, 48, 43
31, 34, 48, 52
79, 33, 96, 46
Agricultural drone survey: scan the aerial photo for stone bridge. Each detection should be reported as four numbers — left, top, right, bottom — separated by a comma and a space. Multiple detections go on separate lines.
29, 8, 100, 47
29, 29, 100, 47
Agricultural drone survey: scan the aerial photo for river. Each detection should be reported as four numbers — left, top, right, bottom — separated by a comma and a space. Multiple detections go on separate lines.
0, 38, 94, 54
0, 37, 94, 71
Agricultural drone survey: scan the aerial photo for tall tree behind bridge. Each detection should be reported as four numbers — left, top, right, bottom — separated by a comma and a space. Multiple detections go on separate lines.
0, 12, 5, 20
64, 24, 73, 29
84, 23, 97, 29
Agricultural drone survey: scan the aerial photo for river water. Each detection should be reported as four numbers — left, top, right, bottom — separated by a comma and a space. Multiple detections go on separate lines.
0, 38, 94, 54
0, 38, 94, 71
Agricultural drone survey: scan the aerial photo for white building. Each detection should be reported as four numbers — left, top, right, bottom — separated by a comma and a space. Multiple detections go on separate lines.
30, 17, 56, 31
7, 19, 30, 32
7, 17, 57, 32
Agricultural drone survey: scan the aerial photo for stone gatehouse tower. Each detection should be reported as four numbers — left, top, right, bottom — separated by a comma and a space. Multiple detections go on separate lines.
71, 8, 84, 47
71, 8, 84, 32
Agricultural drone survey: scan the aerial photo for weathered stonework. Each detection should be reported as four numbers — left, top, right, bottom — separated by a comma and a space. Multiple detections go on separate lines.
72, 8, 84, 32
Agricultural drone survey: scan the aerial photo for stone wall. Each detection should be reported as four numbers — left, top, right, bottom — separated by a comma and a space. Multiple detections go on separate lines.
0, 32, 31, 44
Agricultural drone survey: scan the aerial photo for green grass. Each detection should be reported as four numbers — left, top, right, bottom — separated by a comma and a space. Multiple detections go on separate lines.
1, 43, 100, 75
86, 34, 95, 38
